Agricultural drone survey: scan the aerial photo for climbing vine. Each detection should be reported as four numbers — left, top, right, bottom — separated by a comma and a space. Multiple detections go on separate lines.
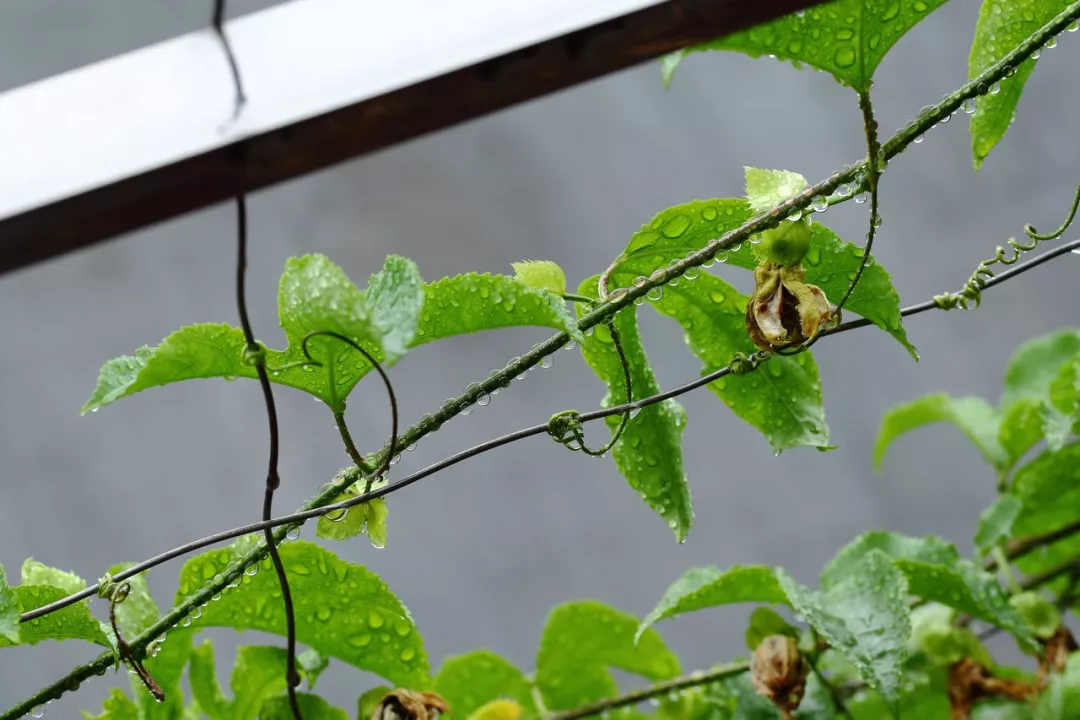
4, 2, 1080, 719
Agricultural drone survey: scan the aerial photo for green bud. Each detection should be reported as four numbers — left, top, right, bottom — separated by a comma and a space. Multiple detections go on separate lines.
910, 604, 992, 667
755, 218, 812, 267
1009, 591, 1061, 639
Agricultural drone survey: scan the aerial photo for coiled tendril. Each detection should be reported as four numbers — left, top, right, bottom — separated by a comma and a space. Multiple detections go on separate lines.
935, 182, 1080, 311
97, 576, 164, 703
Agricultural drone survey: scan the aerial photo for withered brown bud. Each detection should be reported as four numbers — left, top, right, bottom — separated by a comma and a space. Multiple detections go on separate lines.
750, 635, 809, 719
947, 658, 1038, 720
370, 689, 451, 720
1037, 626, 1079, 690
746, 262, 836, 352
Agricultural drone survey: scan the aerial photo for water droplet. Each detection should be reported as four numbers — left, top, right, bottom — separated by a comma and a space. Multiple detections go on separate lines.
1045, 36, 1058, 49
327, 507, 348, 522
833, 47, 856, 68
1032, 48, 1042, 59
369, 609, 385, 628
477, 393, 490, 407
748, 233, 762, 245
633, 276, 647, 289
400, 647, 417, 662
90, 408, 99, 414
716, 251, 729, 263
684, 266, 699, 280
540, 355, 554, 369
701, 257, 715, 268
565, 340, 577, 351
789, 209, 802, 221
182, 616, 192, 627
913, 134, 924, 144
961, 98, 977, 114
316, 607, 333, 622
1068, 20, 1079, 32
854, 192, 868, 204
583, 326, 594, 337
872, 214, 883, 228
191, 605, 203, 618
629, 406, 641, 419
939, 111, 951, 124
988, 81, 1001, 95
286, 526, 300, 540
350, 634, 372, 647
31, 707, 44, 718
1004, 65, 1017, 77
837, 183, 852, 197
647, 287, 663, 302
810, 196, 829, 213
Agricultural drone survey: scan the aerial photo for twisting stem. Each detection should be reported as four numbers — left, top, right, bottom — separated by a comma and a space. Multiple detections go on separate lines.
9, 5, 1080, 714
212, 0, 246, 119
234, 196, 303, 719
834, 89, 881, 316
542, 662, 750, 720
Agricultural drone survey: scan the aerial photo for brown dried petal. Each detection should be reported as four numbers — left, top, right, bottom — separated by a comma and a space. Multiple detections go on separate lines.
745, 262, 835, 352
372, 690, 451, 720
750, 635, 808, 719
1037, 626, 1079, 689
947, 659, 1038, 720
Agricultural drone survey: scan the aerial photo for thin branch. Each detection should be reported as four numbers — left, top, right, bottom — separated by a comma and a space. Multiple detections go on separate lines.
806, 653, 853, 720
234, 196, 304, 718
543, 662, 749, 720
7, 5, 1080, 714
18, 236, 1080, 627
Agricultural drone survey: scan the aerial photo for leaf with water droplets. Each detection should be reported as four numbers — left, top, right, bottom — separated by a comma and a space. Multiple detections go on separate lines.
367, 255, 427, 362
82, 688, 142, 719
821, 531, 1037, 651
661, 0, 947, 92
874, 393, 1005, 471
969, 0, 1064, 169
637, 565, 789, 642
974, 496, 1024, 559
0, 563, 19, 644
177, 540, 428, 688
260, 693, 349, 719
511, 260, 567, 296
190, 641, 310, 720
1044, 355, 1080, 451
316, 484, 389, 549
644, 272, 830, 453
536, 601, 681, 710
780, 550, 911, 702
1008, 441, 1080, 589
576, 278, 693, 542
20, 559, 85, 596
744, 168, 808, 214
0, 584, 114, 651
1002, 330, 1080, 409
434, 650, 538, 719
612, 198, 915, 357
1034, 650, 1080, 719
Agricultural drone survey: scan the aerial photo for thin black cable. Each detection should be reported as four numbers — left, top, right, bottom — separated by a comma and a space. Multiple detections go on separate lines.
235, 195, 303, 719
18, 235, 1080, 625
212, 0, 246, 119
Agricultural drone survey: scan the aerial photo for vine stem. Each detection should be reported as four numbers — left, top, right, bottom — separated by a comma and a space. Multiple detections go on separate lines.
17, 236, 1080, 628
542, 662, 750, 720
234, 195, 304, 718
6, 3, 1080, 715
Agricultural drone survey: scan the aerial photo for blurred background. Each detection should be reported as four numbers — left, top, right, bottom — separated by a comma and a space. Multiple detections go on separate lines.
2, 0, 1079, 714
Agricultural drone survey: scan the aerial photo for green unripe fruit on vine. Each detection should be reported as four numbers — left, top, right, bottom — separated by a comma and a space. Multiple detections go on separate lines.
754, 217, 812, 267
1009, 591, 1060, 640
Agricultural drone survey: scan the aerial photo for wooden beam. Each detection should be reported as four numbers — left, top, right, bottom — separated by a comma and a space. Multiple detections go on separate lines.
0, 0, 819, 275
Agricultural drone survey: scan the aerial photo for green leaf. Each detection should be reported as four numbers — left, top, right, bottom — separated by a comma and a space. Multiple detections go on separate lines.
298, 648, 330, 689
778, 550, 910, 702
744, 607, 797, 652
177, 540, 428, 688
82, 688, 141, 720
0, 564, 21, 644
191, 642, 301, 720
609, 199, 914, 357
357, 686, 393, 720
1001, 330, 1080, 408
974, 496, 1024, 558
645, 272, 829, 452
910, 604, 993, 667
536, 601, 681, 710
21, 559, 85, 595
1044, 355, 1080, 451
512, 260, 567, 296
316, 484, 389, 549
106, 563, 159, 638
969, 0, 1063, 169
434, 650, 538, 719
744, 168, 807, 214
260, 693, 349, 720
661, 0, 948, 92
0, 585, 114, 650
1008, 442, 1080, 585
999, 398, 1045, 473
576, 277, 693, 541
637, 566, 788, 642
821, 531, 1036, 651
84, 255, 580, 414
847, 665, 951, 720
873, 393, 1004, 471
1034, 651, 1080, 720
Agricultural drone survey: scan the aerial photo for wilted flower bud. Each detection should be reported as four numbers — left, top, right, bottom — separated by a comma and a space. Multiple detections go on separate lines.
746, 262, 836, 352
750, 635, 808, 719
370, 690, 450, 720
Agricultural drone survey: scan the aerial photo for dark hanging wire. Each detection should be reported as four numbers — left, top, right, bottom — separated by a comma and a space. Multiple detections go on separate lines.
234, 196, 303, 718
212, 0, 246, 118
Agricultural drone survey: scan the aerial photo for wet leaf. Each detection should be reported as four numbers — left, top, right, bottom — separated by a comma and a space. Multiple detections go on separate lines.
662, 0, 948, 92
190, 641, 301, 720
82, 688, 141, 720
260, 693, 349, 719
537, 601, 680, 710
0, 563, 19, 644
974, 496, 1024, 558
21, 559, 85, 596
637, 566, 788, 642
874, 393, 1005, 471
577, 278, 693, 542
512, 260, 567, 296
177, 540, 428, 688
969, 0, 1064, 169
0, 584, 114, 650
610, 198, 914, 357
779, 550, 911, 702
434, 650, 537, 719
744, 168, 807, 214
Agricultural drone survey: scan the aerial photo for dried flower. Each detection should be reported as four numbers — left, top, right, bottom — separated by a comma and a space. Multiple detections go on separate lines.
750, 635, 808, 719
947, 658, 1037, 720
746, 262, 836, 351
370, 690, 450, 720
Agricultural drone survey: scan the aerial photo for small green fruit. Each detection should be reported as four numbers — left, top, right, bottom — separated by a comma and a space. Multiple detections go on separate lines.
1009, 591, 1060, 639
755, 218, 812, 267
